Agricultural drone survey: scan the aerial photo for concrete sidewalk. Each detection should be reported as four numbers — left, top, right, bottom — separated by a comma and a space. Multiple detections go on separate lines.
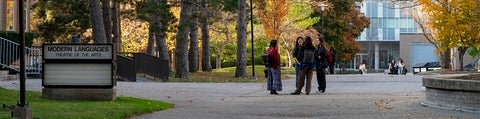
1, 74, 479, 118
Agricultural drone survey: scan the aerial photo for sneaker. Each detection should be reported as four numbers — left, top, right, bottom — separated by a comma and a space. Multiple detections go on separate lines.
315, 90, 325, 94
270, 91, 279, 95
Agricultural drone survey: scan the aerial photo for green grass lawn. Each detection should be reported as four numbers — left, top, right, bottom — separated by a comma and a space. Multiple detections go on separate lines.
165, 66, 295, 83
0, 87, 173, 119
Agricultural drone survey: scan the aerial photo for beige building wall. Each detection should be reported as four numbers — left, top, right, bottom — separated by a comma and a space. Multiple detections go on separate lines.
399, 34, 429, 69
400, 34, 475, 70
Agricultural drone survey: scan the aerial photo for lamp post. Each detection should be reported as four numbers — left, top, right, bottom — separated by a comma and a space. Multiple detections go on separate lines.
12, 0, 33, 118
319, 2, 328, 35
250, 0, 255, 78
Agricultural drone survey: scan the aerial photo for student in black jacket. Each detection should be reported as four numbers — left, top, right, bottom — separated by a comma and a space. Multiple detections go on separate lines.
315, 37, 327, 93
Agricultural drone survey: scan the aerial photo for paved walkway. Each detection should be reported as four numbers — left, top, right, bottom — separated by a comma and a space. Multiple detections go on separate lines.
1, 73, 480, 118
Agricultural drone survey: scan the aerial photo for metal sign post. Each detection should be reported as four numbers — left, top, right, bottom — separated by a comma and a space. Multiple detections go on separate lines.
12, 0, 33, 118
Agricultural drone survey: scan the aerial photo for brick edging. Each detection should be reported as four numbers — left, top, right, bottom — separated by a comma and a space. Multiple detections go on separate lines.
422, 76, 480, 113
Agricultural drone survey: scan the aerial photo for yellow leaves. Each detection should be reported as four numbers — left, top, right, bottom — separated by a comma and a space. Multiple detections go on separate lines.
120, 19, 149, 53
256, 0, 289, 40
419, 0, 480, 50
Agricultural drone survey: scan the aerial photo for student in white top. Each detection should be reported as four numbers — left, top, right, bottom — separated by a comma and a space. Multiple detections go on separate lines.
397, 58, 405, 75
359, 60, 367, 75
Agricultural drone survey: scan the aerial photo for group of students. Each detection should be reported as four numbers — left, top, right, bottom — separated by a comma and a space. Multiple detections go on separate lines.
387, 58, 407, 75
263, 36, 336, 95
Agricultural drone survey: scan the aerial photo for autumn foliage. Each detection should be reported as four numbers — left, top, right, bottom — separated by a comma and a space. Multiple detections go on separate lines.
338, 32, 360, 62
419, 0, 480, 71
256, 0, 289, 40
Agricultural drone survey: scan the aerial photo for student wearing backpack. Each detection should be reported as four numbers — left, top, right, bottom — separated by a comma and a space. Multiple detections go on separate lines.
292, 37, 304, 87
315, 37, 327, 93
266, 40, 282, 95
291, 36, 316, 95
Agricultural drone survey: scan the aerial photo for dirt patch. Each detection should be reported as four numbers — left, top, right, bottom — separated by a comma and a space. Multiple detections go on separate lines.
374, 99, 395, 110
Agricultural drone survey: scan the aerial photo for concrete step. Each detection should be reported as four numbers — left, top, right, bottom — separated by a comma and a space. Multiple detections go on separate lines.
0, 70, 8, 75
0, 70, 18, 80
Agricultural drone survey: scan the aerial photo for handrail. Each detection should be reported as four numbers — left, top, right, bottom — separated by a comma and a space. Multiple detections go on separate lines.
117, 54, 136, 81
0, 37, 42, 76
134, 53, 170, 81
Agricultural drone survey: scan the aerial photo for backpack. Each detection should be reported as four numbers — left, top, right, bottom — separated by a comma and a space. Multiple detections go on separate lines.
303, 49, 315, 64
262, 49, 273, 67
261, 53, 270, 67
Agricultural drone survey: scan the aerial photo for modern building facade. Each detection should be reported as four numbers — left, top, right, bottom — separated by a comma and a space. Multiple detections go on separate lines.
352, 0, 475, 72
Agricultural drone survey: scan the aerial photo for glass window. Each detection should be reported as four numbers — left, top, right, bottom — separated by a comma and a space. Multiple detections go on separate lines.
398, 18, 415, 28
383, 28, 395, 40
400, 28, 418, 33
367, 3, 378, 17
399, 9, 411, 18
367, 28, 378, 40
383, 3, 395, 17
370, 18, 378, 28
383, 18, 396, 28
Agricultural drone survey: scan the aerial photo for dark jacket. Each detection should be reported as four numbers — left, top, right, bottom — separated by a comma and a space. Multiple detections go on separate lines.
267, 47, 281, 69
315, 45, 327, 69
292, 46, 300, 58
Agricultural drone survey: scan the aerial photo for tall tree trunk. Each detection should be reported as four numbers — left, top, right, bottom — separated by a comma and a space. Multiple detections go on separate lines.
212, 17, 231, 70
112, 1, 121, 53
89, 0, 107, 43
440, 50, 451, 69
175, 0, 192, 78
188, 0, 199, 72
101, 0, 112, 43
155, 0, 169, 61
147, 20, 156, 55
147, 0, 158, 56
235, 0, 247, 78
216, 53, 221, 69
286, 50, 292, 68
458, 47, 467, 71
201, 0, 212, 72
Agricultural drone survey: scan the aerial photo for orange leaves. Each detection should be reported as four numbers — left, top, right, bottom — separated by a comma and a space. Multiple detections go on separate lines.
337, 32, 360, 62
256, 0, 289, 40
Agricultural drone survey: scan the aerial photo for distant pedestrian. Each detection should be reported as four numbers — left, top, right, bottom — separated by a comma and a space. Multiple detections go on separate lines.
72, 34, 81, 43
266, 40, 282, 95
388, 59, 397, 75
397, 58, 405, 75
359, 60, 367, 75
327, 46, 336, 74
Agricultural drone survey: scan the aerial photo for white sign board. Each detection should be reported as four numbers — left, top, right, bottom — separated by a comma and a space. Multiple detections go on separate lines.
43, 64, 112, 86
43, 44, 112, 60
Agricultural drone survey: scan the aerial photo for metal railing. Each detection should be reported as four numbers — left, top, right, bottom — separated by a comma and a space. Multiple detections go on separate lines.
117, 55, 136, 82
0, 37, 42, 75
134, 53, 170, 81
